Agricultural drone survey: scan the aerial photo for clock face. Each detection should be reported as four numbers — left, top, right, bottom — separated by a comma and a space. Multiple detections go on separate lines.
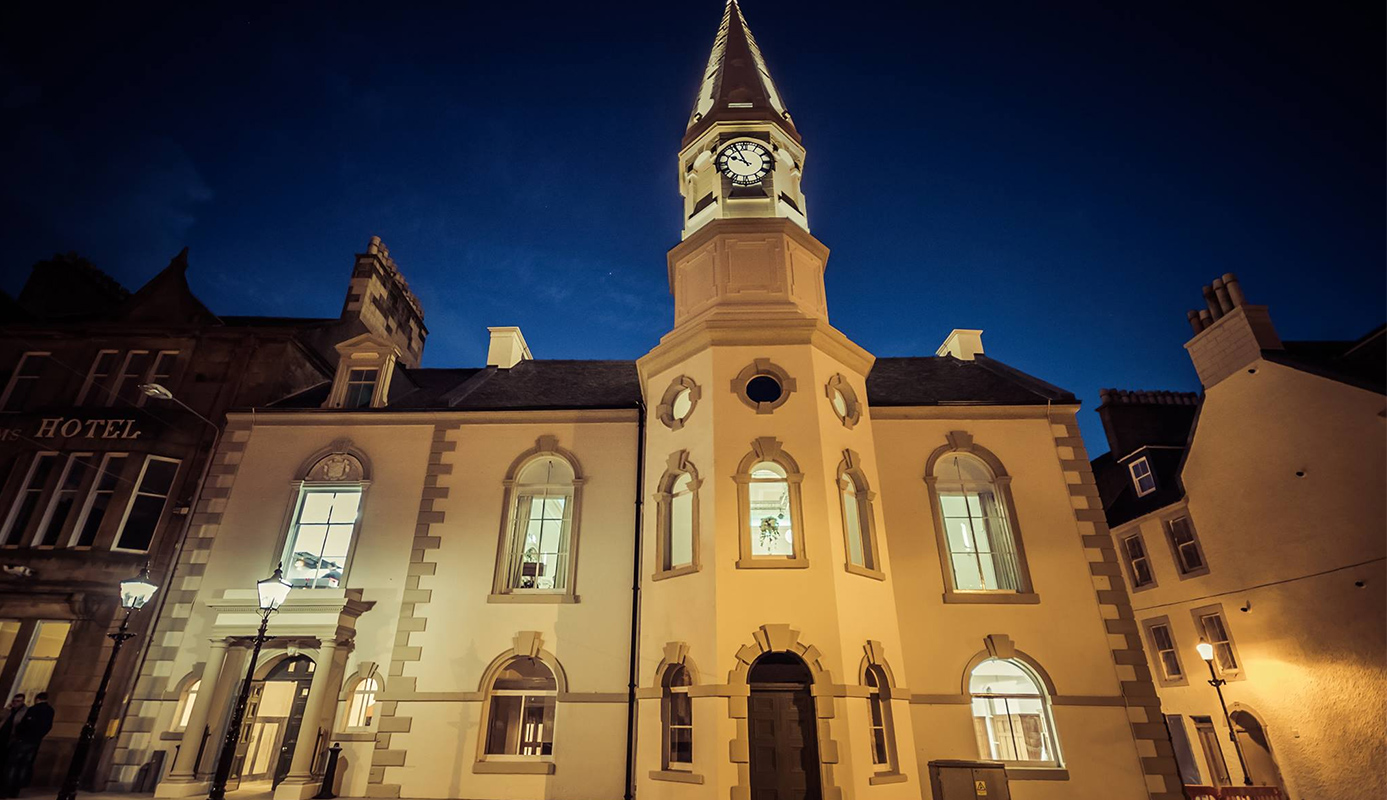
717, 140, 773, 185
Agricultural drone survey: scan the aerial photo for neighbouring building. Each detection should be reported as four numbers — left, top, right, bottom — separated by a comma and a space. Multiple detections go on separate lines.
115, 3, 1182, 799
1093, 274, 1385, 800
0, 239, 425, 789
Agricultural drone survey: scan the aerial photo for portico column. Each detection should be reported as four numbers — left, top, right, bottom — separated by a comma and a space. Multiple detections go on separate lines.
281, 639, 340, 787
167, 639, 229, 780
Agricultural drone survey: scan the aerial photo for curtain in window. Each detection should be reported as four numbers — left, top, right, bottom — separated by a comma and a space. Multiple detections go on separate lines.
968, 658, 1059, 766
509, 456, 575, 591
935, 454, 1022, 592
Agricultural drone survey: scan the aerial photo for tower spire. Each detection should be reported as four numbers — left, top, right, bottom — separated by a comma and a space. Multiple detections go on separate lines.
685, 0, 798, 148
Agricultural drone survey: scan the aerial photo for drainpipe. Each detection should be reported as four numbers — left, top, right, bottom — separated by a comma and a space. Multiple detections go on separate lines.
623, 400, 647, 800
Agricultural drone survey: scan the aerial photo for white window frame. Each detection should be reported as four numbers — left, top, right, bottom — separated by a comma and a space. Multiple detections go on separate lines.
968, 658, 1063, 768
0, 452, 60, 545
7, 620, 73, 701
662, 665, 693, 771
1143, 618, 1187, 685
344, 676, 380, 729
112, 455, 181, 553
342, 367, 380, 409
77, 349, 121, 406
67, 453, 128, 548
1165, 515, 1209, 577
1193, 606, 1243, 679
1120, 532, 1155, 589
865, 665, 898, 774
482, 659, 558, 761
33, 452, 96, 548
1128, 457, 1156, 497
0, 352, 50, 413
279, 484, 366, 589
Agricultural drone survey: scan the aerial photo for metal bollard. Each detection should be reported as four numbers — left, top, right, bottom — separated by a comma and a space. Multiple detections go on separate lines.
313, 743, 343, 799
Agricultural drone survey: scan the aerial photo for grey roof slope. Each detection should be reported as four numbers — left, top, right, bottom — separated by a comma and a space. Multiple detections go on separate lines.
1268, 325, 1385, 395
866, 355, 1077, 406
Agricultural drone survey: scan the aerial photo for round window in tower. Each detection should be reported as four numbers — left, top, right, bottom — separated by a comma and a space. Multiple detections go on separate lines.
731, 359, 796, 414
658, 376, 701, 431
824, 374, 861, 428
745, 375, 783, 405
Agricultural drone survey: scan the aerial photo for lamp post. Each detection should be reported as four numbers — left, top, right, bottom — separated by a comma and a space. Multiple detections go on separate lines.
1196, 640, 1253, 786
207, 568, 292, 800
56, 567, 160, 800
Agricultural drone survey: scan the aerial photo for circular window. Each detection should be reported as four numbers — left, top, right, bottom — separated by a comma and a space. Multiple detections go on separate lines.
830, 387, 848, 418
658, 376, 701, 431
671, 387, 694, 421
825, 374, 861, 428
745, 375, 783, 404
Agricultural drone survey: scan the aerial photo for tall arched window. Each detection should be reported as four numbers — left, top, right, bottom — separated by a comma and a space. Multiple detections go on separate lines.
499, 448, 580, 595
484, 657, 557, 759
968, 658, 1060, 766
927, 435, 1034, 600
174, 679, 200, 731
736, 438, 806, 567
838, 451, 882, 578
345, 676, 380, 729
654, 453, 701, 579
282, 450, 368, 589
865, 666, 896, 772
663, 665, 693, 771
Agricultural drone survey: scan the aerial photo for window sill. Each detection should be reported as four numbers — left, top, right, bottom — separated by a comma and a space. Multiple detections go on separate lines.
652, 564, 700, 582
160, 731, 184, 741
1004, 766, 1068, 781
868, 771, 908, 785
487, 593, 580, 604
942, 591, 1040, 605
473, 760, 555, 775
736, 557, 809, 570
1175, 567, 1211, 580
649, 769, 704, 784
845, 563, 885, 581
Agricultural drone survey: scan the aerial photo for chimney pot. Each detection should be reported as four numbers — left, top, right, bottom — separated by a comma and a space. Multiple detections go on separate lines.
1202, 285, 1223, 320
1223, 272, 1247, 307
1198, 309, 1213, 327
1212, 278, 1234, 314
1187, 310, 1204, 334
935, 329, 985, 361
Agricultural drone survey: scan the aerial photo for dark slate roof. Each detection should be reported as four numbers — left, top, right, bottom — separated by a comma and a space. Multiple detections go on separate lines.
1267, 325, 1385, 395
1092, 444, 1191, 527
865, 355, 1077, 406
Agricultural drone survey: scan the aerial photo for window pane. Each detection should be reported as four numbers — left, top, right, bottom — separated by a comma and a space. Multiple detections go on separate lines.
519, 696, 555, 756
117, 495, 166, 551
670, 491, 694, 568
951, 553, 985, 591
871, 727, 888, 765
669, 726, 692, 764
485, 695, 522, 755
748, 469, 793, 557
178, 681, 200, 728
669, 691, 692, 726
285, 489, 362, 588
15, 621, 72, 700
842, 485, 864, 567
493, 658, 557, 691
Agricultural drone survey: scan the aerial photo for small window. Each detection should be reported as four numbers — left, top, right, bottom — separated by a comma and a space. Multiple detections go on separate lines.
663, 665, 693, 770
12, 621, 73, 699
1121, 533, 1154, 588
969, 658, 1061, 766
1196, 610, 1240, 675
345, 676, 380, 728
1166, 516, 1207, 575
283, 487, 363, 588
484, 657, 557, 758
935, 453, 1026, 593
112, 351, 152, 406
77, 350, 120, 406
35, 453, 96, 547
668, 473, 695, 570
70, 453, 127, 547
824, 374, 861, 428
1128, 457, 1156, 497
0, 621, 21, 677
343, 368, 379, 409
0, 453, 59, 545
837, 459, 881, 576
748, 462, 794, 557
114, 456, 180, 552
1147, 621, 1184, 681
174, 679, 201, 731
865, 666, 896, 772
656, 376, 701, 431
1, 352, 49, 413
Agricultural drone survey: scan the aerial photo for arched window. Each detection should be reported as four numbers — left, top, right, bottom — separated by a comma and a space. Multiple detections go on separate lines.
505, 454, 576, 593
968, 658, 1060, 766
654, 453, 701, 579
345, 676, 380, 729
484, 657, 557, 758
735, 438, 806, 567
174, 679, 200, 731
865, 666, 895, 772
929, 446, 1032, 597
838, 451, 882, 577
663, 665, 693, 770
282, 450, 368, 589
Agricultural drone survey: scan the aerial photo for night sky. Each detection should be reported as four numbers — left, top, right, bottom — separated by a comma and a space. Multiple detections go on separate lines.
2, 1, 1381, 451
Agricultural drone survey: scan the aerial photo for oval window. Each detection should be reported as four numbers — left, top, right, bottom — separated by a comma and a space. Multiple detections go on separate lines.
745, 375, 783, 404
671, 387, 694, 421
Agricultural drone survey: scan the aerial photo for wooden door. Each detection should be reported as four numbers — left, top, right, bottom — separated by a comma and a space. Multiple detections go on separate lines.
1194, 719, 1231, 787
748, 685, 821, 800
273, 679, 313, 786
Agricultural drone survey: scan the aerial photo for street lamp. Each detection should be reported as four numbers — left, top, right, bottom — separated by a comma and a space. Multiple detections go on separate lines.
56, 567, 160, 800
1196, 640, 1253, 786
207, 567, 292, 800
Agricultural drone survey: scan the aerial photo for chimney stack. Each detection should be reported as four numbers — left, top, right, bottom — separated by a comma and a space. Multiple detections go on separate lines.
936, 329, 985, 361
1184, 273, 1281, 388
487, 327, 533, 369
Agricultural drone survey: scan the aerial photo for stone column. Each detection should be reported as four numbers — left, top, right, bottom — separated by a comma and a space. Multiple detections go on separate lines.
276, 639, 340, 796
166, 639, 229, 781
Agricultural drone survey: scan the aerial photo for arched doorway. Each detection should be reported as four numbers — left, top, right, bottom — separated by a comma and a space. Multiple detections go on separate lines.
234, 655, 316, 789
1231, 709, 1286, 792
747, 652, 822, 800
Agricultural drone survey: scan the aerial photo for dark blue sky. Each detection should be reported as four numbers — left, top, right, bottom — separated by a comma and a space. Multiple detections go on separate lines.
2, 1, 1382, 451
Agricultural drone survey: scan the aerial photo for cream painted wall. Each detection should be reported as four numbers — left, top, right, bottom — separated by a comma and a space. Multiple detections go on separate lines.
1118, 360, 1387, 799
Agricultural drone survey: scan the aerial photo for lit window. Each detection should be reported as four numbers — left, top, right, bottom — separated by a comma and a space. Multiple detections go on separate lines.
77, 350, 120, 406
1196, 611, 1239, 674
668, 473, 695, 570
13, 621, 73, 699
1121, 533, 1154, 588
1128, 457, 1156, 497
0, 621, 20, 677
1166, 516, 1206, 575
748, 462, 794, 557
506, 456, 575, 591
35, 453, 96, 547
0, 352, 49, 413
969, 658, 1060, 766
671, 388, 693, 423
663, 665, 693, 770
175, 680, 201, 730
114, 456, 180, 552
865, 666, 896, 771
71, 454, 127, 547
283, 488, 362, 588
838, 463, 880, 575
1147, 622, 1184, 681
343, 368, 379, 409
484, 657, 557, 758
112, 351, 151, 406
935, 453, 1025, 593
345, 677, 380, 728
0, 453, 59, 545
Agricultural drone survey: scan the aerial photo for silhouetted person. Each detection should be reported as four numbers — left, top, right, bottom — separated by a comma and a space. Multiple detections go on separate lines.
0, 696, 25, 775
3, 692, 50, 797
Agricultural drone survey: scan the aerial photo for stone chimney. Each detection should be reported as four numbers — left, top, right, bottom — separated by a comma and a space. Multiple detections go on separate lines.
341, 236, 428, 367
487, 327, 533, 369
1184, 273, 1281, 388
936, 329, 984, 361
1096, 389, 1200, 458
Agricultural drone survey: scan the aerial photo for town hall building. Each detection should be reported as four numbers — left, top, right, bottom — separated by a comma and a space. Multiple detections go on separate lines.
107, 3, 1181, 799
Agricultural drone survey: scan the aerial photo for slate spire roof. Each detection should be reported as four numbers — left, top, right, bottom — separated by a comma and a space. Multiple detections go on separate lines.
685, 0, 799, 147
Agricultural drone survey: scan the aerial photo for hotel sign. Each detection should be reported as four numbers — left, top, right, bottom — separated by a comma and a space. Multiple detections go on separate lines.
0, 416, 146, 444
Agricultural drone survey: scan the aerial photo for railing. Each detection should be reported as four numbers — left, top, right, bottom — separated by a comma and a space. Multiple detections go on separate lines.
1185, 786, 1282, 800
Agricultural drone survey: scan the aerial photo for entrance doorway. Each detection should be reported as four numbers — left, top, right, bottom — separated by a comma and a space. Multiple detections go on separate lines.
747, 652, 821, 800
1193, 716, 1231, 787
1231, 709, 1287, 792
234, 655, 316, 789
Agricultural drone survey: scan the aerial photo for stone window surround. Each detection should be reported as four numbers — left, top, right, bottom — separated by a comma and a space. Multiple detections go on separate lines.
1119, 528, 1159, 592
836, 449, 883, 580
923, 431, 1039, 604
0, 350, 49, 412
1163, 509, 1211, 580
488, 436, 586, 604
730, 358, 797, 414
326, 348, 396, 409
166, 671, 203, 736
824, 373, 862, 429
270, 442, 373, 586
734, 437, 808, 569
647, 642, 706, 784
1140, 615, 1189, 688
338, 663, 384, 731
858, 640, 907, 785
656, 375, 702, 431
652, 451, 702, 581
961, 634, 1068, 781
472, 631, 565, 776
1190, 603, 1245, 681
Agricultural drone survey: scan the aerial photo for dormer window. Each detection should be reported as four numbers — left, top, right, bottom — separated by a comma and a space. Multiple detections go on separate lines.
343, 368, 379, 408
1129, 457, 1156, 497
326, 333, 400, 409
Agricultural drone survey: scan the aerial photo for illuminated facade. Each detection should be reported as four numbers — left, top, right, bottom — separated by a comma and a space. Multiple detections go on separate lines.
106, 3, 1181, 799
1094, 277, 1386, 800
